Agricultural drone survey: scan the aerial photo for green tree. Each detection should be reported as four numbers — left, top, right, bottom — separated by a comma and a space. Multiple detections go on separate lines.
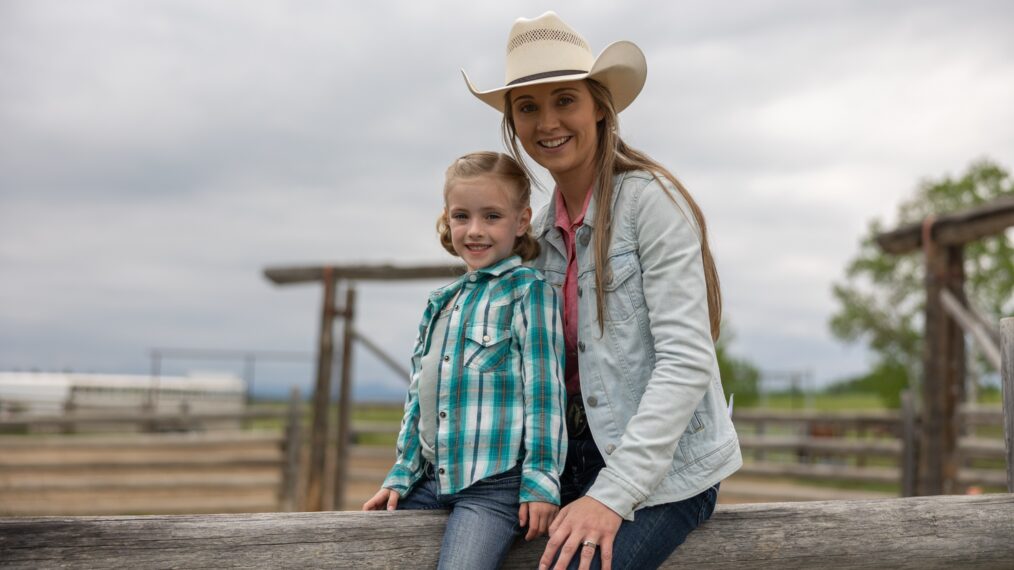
716, 325, 761, 407
830, 159, 1014, 406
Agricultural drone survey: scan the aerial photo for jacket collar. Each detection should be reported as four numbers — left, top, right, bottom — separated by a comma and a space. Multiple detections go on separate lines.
534, 172, 628, 238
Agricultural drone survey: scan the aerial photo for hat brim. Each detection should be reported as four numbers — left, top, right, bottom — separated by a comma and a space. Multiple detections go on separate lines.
463, 40, 647, 113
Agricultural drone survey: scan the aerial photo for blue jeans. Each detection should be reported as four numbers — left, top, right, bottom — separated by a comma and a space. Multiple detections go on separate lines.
557, 439, 719, 570
398, 463, 522, 570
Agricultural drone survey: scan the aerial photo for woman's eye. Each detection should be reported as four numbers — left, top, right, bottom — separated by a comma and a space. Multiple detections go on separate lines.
558, 96, 575, 107
518, 103, 536, 114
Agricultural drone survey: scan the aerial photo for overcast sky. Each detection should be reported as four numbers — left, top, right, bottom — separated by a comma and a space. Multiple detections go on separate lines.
2, 0, 1013, 400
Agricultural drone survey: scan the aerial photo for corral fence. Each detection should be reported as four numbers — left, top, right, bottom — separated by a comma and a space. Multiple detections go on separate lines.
0, 390, 304, 516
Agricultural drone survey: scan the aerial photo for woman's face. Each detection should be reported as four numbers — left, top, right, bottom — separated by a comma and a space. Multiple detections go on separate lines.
509, 80, 604, 185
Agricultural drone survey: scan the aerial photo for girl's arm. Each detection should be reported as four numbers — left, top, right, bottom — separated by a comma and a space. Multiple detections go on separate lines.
515, 278, 567, 506
380, 338, 426, 496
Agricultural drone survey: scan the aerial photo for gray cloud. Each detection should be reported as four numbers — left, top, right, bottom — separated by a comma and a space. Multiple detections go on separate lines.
2, 0, 1013, 396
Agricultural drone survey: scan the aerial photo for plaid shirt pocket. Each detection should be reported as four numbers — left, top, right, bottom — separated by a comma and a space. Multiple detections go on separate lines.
462, 325, 511, 372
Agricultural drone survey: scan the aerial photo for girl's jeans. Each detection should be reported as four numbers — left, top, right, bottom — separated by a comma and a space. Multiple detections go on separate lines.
558, 439, 719, 570
398, 463, 522, 570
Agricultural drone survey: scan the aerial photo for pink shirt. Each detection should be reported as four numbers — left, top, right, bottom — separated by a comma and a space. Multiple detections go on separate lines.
553, 187, 593, 397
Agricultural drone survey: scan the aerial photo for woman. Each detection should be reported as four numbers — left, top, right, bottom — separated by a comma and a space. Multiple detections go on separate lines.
462, 12, 742, 570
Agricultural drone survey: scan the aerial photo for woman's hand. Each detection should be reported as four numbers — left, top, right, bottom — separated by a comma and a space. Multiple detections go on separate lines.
539, 496, 622, 570
519, 501, 559, 541
361, 487, 400, 511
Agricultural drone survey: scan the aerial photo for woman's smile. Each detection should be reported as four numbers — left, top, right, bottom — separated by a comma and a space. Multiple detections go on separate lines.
509, 80, 604, 191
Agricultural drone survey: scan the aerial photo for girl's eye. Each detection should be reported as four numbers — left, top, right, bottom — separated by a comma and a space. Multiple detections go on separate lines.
486, 213, 503, 220
557, 95, 575, 107
517, 102, 536, 114
451, 212, 467, 220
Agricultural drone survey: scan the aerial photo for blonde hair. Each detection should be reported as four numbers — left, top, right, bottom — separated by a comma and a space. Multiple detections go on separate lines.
436, 151, 540, 262
501, 80, 722, 341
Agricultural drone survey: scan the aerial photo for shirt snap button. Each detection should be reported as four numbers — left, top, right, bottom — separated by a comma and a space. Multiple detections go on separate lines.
468, 274, 477, 282
482, 335, 491, 343
443, 355, 450, 362
439, 411, 447, 419
438, 467, 445, 475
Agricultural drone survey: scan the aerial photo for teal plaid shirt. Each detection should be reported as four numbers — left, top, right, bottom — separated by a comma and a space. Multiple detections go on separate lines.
383, 255, 567, 505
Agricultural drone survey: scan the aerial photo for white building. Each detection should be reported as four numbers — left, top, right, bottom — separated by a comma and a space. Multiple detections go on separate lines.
0, 372, 246, 417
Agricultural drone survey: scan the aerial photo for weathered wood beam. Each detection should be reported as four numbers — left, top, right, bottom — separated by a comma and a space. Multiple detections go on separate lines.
1002, 317, 1013, 492
263, 263, 466, 285
2, 495, 1012, 569
920, 244, 965, 495
940, 289, 1002, 369
875, 195, 1014, 254
305, 271, 337, 511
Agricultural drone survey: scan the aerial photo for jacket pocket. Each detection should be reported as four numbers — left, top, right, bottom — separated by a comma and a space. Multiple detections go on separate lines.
595, 251, 643, 322
462, 325, 511, 372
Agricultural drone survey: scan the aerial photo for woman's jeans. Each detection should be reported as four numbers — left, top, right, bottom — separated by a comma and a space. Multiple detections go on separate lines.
398, 462, 522, 570
558, 439, 719, 570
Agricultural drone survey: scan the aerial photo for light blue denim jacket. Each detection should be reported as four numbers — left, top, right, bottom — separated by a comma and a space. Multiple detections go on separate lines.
531, 170, 742, 521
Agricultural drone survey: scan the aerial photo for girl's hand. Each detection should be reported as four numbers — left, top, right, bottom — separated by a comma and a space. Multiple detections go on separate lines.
362, 488, 400, 511
519, 501, 559, 541
539, 496, 622, 570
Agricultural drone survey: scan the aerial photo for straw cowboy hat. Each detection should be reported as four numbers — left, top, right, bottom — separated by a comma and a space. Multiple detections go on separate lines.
463, 11, 647, 113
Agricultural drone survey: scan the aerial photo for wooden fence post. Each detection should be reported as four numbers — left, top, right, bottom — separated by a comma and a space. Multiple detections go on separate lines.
306, 269, 338, 511
920, 243, 965, 495
281, 387, 303, 512
1000, 317, 1013, 493
901, 389, 918, 497
333, 286, 356, 510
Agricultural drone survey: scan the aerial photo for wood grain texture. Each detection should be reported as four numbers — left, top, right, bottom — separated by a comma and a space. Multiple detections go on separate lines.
2, 495, 1012, 569
875, 195, 1014, 254
1002, 317, 1013, 493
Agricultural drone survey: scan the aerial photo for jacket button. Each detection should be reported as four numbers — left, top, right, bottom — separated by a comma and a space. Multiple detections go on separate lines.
577, 286, 583, 297
579, 232, 590, 246
587, 396, 598, 407
605, 444, 616, 455
578, 341, 586, 352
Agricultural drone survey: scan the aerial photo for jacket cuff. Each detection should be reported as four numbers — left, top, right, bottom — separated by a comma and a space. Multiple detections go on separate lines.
520, 469, 561, 505
585, 468, 646, 521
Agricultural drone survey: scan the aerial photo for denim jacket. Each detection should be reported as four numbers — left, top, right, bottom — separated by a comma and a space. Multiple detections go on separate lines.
531, 170, 742, 521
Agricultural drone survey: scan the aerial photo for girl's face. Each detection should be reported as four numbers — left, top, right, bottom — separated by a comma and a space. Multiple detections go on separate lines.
509, 80, 604, 184
445, 176, 532, 272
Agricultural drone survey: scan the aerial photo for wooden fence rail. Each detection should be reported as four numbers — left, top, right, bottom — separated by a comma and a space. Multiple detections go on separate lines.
1, 494, 1011, 569
0, 391, 303, 516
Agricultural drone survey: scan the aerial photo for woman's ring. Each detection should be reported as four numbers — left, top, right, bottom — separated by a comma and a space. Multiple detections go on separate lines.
582, 540, 598, 549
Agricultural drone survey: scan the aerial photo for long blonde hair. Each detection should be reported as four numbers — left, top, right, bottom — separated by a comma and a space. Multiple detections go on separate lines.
501, 80, 722, 341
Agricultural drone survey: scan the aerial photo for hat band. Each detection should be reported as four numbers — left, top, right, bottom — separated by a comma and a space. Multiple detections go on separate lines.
507, 69, 587, 86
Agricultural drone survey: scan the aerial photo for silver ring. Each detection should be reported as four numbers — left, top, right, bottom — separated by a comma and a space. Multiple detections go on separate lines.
582, 540, 598, 549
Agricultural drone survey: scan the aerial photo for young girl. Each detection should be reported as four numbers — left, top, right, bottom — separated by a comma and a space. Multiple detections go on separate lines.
363, 151, 567, 570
